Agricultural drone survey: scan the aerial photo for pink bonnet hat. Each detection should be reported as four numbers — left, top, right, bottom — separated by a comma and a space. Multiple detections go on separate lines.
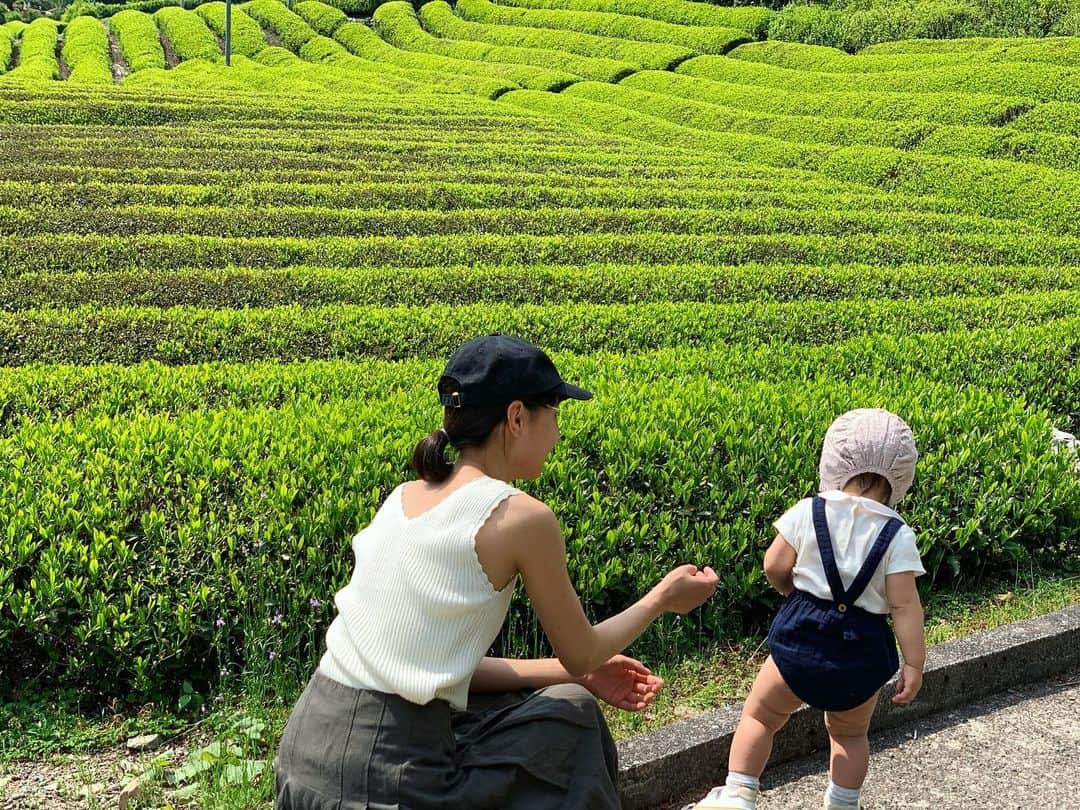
818, 408, 918, 506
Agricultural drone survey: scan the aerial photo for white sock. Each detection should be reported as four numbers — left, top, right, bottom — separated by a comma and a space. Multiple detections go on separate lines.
726, 772, 760, 791
825, 781, 860, 807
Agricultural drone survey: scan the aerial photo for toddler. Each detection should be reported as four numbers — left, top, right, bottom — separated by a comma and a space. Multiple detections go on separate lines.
690, 408, 926, 810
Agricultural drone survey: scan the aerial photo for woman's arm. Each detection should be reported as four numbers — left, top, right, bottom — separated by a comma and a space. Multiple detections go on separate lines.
763, 534, 796, 595
510, 498, 717, 677
470, 657, 582, 692
471, 655, 665, 711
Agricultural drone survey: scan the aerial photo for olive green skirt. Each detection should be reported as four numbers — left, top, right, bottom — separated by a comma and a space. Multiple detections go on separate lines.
274, 670, 620, 809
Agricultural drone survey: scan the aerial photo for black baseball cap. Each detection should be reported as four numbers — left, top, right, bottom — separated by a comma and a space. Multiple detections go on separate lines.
438, 334, 592, 409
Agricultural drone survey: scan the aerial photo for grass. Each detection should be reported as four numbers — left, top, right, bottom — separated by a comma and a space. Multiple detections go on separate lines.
1, 568, 1076, 808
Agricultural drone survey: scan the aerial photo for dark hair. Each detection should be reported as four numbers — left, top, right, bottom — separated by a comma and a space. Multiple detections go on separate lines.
412, 391, 561, 483
843, 472, 892, 503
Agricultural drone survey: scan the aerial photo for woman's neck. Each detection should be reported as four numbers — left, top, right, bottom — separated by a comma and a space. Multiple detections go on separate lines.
454, 448, 512, 484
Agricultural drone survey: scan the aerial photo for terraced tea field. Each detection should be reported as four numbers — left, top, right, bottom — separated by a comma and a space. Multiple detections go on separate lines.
0, 0, 1078, 709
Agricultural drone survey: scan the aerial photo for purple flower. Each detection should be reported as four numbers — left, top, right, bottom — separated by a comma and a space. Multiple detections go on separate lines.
309, 597, 322, 609
215, 616, 225, 628
253, 540, 264, 550
268, 651, 276, 661
271, 613, 283, 626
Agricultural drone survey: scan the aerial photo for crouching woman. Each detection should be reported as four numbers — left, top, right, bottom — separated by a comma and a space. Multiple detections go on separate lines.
274, 334, 719, 809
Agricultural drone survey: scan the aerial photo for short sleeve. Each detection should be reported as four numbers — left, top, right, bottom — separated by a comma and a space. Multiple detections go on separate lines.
773, 498, 812, 553
884, 525, 926, 576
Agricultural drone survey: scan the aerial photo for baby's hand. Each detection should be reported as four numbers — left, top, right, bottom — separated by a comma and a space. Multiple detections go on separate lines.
892, 663, 923, 705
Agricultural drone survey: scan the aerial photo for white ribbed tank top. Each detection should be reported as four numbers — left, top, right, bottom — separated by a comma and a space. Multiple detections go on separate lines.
318, 475, 521, 710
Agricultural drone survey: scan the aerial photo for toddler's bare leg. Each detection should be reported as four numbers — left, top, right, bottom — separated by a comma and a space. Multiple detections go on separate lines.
823, 692, 879, 789
728, 656, 803, 777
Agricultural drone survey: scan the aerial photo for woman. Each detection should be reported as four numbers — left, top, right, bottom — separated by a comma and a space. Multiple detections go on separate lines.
275, 334, 719, 809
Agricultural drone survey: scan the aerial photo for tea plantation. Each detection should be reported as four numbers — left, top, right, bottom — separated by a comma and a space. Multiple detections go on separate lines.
1, 0, 1078, 708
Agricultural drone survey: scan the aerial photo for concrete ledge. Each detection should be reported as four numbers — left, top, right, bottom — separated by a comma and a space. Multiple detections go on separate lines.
617, 604, 1080, 809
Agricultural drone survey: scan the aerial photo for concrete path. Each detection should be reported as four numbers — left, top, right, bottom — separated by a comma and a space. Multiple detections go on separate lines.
662, 668, 1080, 809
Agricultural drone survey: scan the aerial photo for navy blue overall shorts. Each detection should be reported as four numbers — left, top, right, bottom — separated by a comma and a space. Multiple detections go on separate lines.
767, 496, 902, 712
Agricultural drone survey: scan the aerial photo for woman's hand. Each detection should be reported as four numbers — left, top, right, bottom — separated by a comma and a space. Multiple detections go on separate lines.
652, 564, 719, 614
581, 655, 664, 712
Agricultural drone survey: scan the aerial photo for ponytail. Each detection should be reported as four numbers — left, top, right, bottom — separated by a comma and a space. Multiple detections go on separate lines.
412, 392, 561, 482
412, 428, 454, 483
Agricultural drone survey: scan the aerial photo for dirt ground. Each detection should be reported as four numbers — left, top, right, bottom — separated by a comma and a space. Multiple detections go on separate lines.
662, 668, 1080, 810
0, 731, 207, 809
3, 670, 1076, 809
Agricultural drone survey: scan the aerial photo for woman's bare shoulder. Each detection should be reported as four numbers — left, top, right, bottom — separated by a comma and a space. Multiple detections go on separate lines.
487, 491, 561, 539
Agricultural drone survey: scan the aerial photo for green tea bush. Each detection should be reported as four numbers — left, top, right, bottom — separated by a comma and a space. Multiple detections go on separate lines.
735, 37, 1080, 71
110, 9, 166, 72
2, 376, 1076, 701
501, 87, 831, 169
294, 0, 347, 36
61, 15, 113, 84
969, 0, 1080, 36
0, 177, 1008, 216
2, 260, 1076, 310
295, 34, 514, 96
621, 70, 1032, 127
0, 17, 58, 83
495, 0, 776, 38
419, 0, 685, 70
767, 1, 991, 53
6, 229, 1080, 274
817, 145, 1080, 235
243, 0, 319, 52
915, 125, 1080, 171
1, 317, 1077, 430
1011, 102, 1080, 137
566, 80, 935, 149
455, 0, 750, 55
117, 35, 512, 97
0, 201, 1057, 239
0, 25, 12, 74
154, 7, 223, 63
334, 19, 578, 89
677, 52, 1080, 104
197, 2, 268, 58
62, 0, 202, 23
0, 291, 1076, 365
575, 81, 1079, 168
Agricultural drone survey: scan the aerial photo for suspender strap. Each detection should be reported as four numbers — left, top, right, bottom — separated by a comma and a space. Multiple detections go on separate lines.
811, 496, 848, 605
845, 517, 903, 605
811, 496, 904, 610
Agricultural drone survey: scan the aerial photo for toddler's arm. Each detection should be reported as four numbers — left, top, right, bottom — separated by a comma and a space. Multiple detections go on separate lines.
764, 534, 796, 595
886, 571, 925, 704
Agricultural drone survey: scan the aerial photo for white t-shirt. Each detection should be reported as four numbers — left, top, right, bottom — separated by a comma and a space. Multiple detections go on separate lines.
774, 490, 925, 615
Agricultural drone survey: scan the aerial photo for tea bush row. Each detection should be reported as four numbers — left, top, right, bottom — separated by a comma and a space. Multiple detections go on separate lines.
494, 0, 775, 38
61, 15, 113, 85
334, 19, 577, 91
3, 375, 1076, 700
0, 291, 1076, 364
196, 2, 267, 59
418, 0, 685, 71
110, 9, 165, 72
6, 230, 1080, 274
154, 7, 222, 63
455, 0, 751, 55
4, 261, 1075, 310
374, 1, 634, 83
